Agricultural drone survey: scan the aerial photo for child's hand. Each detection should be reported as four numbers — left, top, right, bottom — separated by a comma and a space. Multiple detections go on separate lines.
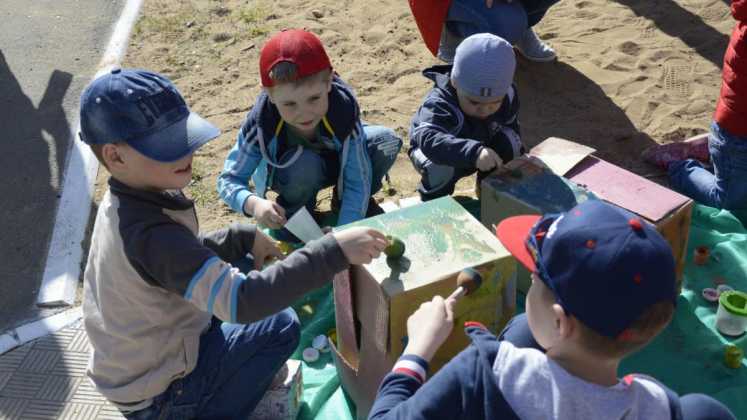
251, 230, 284, 269
246, 197, 287, 229
403, 296, 456, 362
333, 227, 388, 265
476, 147, 503, 172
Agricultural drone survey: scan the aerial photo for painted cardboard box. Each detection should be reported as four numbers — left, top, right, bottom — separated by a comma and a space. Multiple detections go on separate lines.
481, 138, 692, 293
330, 197, 516, 419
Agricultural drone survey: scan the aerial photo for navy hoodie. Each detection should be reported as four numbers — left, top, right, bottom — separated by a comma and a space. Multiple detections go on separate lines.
368, 326, 685, 420
409, 65, 523, 169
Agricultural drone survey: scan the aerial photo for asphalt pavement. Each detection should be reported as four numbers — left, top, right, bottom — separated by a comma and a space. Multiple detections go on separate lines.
0, 0, 125, 333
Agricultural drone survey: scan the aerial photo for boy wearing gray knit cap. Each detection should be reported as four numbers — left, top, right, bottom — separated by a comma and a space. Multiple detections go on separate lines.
409, 33, 525, 201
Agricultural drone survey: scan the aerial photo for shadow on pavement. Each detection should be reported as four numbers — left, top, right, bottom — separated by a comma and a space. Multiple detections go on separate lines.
0, 49, 73, 333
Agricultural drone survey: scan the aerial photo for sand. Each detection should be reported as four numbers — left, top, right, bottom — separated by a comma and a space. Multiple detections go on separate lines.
112, 0, 736, 231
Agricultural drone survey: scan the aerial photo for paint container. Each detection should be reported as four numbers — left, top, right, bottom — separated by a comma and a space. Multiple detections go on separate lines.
717, 284, 734, 295
302, 347, 320, 363
693, 246, 710, 265
724, 345, 744, 369
312, 334, 330, 353
702, 288, 719, 303
716, 291, 747, 336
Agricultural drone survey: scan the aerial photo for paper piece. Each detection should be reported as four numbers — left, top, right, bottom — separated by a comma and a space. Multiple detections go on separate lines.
284, 207, 324, 243
380, 201, 400, 213
530, 137, 596, 176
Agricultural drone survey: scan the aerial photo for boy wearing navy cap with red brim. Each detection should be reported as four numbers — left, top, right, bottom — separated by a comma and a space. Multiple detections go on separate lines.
368, 200, 735, 420
78, 68, 388, 419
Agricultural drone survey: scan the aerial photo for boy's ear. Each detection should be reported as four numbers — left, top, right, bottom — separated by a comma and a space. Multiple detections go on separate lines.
325, 74, 332, 93
102, 143, 125, 169
553, 304, 574, 339
264, 87, 275, 104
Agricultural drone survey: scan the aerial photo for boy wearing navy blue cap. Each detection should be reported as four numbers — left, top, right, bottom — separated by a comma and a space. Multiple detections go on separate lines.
368, 200, 735, 419
78, 68, 388, 419
409, 33, 525, 201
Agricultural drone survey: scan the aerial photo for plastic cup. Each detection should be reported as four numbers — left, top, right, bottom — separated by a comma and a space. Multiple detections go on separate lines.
716, 291, 747, 336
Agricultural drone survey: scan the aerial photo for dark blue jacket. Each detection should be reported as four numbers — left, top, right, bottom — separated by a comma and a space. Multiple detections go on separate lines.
409, 65, 523, 169
368, 326, 685, 420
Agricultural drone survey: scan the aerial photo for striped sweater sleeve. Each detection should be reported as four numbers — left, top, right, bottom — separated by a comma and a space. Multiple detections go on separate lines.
124, 221, 349, 323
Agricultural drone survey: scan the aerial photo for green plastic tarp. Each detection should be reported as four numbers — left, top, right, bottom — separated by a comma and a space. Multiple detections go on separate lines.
288, 204, 747, 419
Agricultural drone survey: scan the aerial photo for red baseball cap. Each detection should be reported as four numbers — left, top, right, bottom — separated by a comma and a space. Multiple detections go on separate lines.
495, 215, 541, 273
259, 29, 332, 87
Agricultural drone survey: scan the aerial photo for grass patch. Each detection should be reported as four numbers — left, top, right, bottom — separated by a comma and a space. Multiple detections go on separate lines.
235, 2, 269, 38
189, 160, 218, 207
134, 13, 191, 39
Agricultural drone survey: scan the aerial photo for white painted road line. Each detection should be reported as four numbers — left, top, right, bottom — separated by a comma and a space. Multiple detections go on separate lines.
37, 0, 144, 307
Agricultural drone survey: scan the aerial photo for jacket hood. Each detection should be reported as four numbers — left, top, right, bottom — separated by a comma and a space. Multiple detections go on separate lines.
422, 64, 455, 92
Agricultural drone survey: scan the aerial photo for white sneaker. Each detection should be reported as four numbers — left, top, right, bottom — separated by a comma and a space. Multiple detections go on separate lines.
515, 28, 556, 62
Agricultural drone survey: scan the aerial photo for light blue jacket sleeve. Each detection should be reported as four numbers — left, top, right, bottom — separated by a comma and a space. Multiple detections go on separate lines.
338, 122, 372, 225
217, 124, 263, 215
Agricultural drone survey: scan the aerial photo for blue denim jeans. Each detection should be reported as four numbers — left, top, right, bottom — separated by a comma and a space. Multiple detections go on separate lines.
669, 122, 747, 210
439, 0, 561, 62
123, 307, 300, 420
498, 314, 736, 420
270, 125, 401, 234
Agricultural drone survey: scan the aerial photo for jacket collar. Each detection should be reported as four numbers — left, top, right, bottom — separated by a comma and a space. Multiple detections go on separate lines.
108, 177, 193, 211
252, 73, 360, 146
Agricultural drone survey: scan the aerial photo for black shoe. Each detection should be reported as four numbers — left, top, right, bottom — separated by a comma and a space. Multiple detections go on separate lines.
366, 198, 384, 217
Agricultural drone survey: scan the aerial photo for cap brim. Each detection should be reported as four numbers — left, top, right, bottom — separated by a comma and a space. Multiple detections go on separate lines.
129, 112, 221, 162
496, 215, 541, 272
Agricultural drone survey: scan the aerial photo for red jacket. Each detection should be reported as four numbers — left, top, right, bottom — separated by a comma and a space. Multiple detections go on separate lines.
409, 0, 452, 56
714, 0, 747, 136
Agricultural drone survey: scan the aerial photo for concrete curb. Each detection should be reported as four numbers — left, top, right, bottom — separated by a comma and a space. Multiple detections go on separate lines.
37, 0, 144, 307
0, 307, 82, 355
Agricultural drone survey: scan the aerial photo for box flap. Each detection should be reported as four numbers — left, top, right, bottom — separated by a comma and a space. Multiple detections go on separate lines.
567, 156, 691, 222
530, 137, 596, 176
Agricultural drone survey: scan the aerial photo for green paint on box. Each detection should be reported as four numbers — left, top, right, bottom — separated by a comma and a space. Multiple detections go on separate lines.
335, 197, 509, 296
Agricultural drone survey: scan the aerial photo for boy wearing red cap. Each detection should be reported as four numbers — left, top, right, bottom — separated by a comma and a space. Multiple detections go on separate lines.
219, 29, 402, 241
367, 200, 735, 419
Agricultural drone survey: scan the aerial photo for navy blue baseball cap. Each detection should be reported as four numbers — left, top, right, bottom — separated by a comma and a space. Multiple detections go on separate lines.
79, 68, 220, 162
496, 200, 678, 338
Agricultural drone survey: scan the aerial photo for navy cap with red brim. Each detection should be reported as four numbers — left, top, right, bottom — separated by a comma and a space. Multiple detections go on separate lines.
496, 215, 541, 273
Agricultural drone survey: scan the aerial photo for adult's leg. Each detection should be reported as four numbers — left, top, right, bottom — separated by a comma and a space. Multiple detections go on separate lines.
364, 125, 402, 195
669, 123, 747, 210
521, 0, 562, 27
680, 394, 736, 420
439, 0, 527, 62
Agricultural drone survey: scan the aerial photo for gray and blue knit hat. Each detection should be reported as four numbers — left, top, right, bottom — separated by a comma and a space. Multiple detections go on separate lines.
452, 33, 516, 100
